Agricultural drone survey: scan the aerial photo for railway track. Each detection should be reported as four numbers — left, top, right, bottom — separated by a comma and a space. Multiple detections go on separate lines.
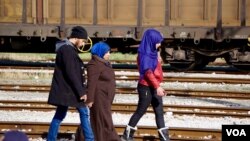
0, 65, 246, 75
0, 61, 243, 74
116, 87, 250, 99
0, 100, 249, 118
115, 76, 250, 84
1, 66, 249, 84
0, 84, 249, 99
0, 121, 221, 141
0, 64, 248, 141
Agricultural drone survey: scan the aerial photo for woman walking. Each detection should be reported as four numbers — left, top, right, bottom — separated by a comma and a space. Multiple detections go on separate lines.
121, 29, 170, 141
85, 42, 121, 141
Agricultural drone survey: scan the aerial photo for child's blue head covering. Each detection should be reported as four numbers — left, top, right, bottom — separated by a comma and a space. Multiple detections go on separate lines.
91, 42, 110, 58
138, 29, 163, 79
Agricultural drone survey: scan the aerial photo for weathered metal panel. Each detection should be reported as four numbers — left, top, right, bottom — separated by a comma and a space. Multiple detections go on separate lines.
0, 24, 59, 38
0, 0, 250, 40
1, 0, 249, 26
169, 0, 248, 26
0, 0, 23, 22
44, 0, 137, 25
97, 0, 137, 25
45, 0, 93, 24
222, 0, 240, 25
0, 0, 33, 23
45, 0, 137, 25
142, 0, 165, 26
44, 0, 61, 24
169, 0, 216, 26
247, 0, 250, 26
65, 0, 93, 24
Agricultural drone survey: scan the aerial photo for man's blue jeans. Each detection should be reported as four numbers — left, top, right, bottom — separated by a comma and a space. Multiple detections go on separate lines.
47, 105, 94, 141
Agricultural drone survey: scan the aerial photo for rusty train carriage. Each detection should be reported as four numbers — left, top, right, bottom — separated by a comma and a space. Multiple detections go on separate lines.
0, 0, 250, 71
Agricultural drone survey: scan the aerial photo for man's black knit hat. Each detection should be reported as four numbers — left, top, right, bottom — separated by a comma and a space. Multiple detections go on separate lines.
70, 26, 88, 39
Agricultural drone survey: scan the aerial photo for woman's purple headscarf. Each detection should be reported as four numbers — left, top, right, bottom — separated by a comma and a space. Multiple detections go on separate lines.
138, 29, 163, 79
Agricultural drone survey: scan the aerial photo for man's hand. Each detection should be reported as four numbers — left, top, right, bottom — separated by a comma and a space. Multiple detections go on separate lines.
80, 95, 87, 102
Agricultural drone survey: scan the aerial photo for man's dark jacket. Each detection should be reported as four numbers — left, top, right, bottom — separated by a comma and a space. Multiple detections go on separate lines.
48, 39, 86, 107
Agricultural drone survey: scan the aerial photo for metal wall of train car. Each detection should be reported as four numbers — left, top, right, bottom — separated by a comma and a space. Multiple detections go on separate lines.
0, 0, 249, 39
168, 0, 249, 26
44, 0, 138, 25
0, 0, 34, 23
1, 0, 249, 26
92, 0, 164, 26
44, 0, 249, 27
97, 0, 137, 25
142, 0, 165, 26
246, 0, 250, 25
44, 0, 93, 24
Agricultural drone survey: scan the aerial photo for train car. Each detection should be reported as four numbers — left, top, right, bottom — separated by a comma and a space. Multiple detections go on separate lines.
0, 0, 250, 71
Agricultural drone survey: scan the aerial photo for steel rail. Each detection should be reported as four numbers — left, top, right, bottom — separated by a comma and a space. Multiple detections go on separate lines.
0, 67, 249, 84
0, 84, 249, 99
116, 88, 250, 99
0, 74, 248, 84
115, 76, 250, 84
0, 121, 221, 141
0, 63, 243, 74
0, 100, 249, 118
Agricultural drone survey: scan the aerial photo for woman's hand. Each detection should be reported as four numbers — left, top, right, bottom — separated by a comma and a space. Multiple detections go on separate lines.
156, 87, 166, 96
80, 95, 87, 102
86, 102, 94, 108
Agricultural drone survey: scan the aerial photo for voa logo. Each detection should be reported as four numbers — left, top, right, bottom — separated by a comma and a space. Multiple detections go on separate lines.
222, 125, 249, 141
226, 129, 246, 136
